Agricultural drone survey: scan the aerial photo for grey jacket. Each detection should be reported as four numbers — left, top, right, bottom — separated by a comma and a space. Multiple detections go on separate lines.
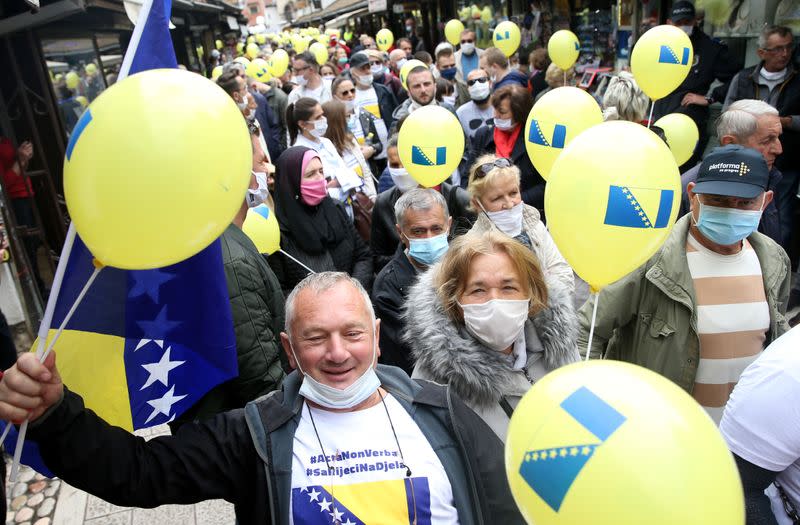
578, 215, 790, 393
245, 365, 526, 525
405, 268, 579, 441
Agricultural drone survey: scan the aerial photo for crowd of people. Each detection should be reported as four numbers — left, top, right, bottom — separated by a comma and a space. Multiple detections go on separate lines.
1, 4, 800, 524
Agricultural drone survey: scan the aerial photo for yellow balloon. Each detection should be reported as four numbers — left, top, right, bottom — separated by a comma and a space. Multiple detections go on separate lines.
471, 6, 481, 19
268, 49, 289, 77
544, 121, 680, 291
256, 33, 266, 45
376, 28, 394, 51
654, 113, 699, 166
481, 6, 493, 23
215, 39, 223, 50
236, 42, 245, 54
246, 58, 271, 81
444, 19, 465, 46
85, 63, 98, 75
493, 21, 521, 57
65, 71, 80, 90
547, 30, 580, 70
398, 105, 464, 188
309, 42, 328, 66
247, 36, 255, 45
211, 65, 224, 80
525, 87, 603, 180
243, 204, 281, 255
399, 59, 426, 90
75, 95, 88, 108
505, 360, 744, 525
234, 56, 251, 67
293, 34, 309, 53
246, 42, 260, 59
631, 25, 693, 100
63, 69, 251, 269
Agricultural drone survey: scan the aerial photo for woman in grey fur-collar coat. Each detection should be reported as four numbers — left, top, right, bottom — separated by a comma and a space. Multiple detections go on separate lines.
403, 230, 579, 442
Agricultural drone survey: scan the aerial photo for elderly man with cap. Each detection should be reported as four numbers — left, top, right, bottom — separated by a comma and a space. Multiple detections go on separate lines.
653, 0, 741, 168
579, 144, 791, 425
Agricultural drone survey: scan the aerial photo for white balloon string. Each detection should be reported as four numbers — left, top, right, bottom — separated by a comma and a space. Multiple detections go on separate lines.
584, 291, 599, 362
647, 100, 655, 129
279, 249, 316, 275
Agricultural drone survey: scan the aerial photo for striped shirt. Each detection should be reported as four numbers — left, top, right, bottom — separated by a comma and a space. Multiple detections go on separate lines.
687, 232, 769, 424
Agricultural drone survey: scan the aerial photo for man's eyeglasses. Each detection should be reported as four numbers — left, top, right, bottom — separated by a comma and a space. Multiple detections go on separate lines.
476, 157, 511, 177
461, 39, 474, 44
762, 44, 793, 54
338, 88, 356, 96
369, 61, 382, 67
291, 65, 310, 74
467, 77, 489, 86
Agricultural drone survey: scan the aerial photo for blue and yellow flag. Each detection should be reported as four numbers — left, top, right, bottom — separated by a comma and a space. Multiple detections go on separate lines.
41, 0, 237, 432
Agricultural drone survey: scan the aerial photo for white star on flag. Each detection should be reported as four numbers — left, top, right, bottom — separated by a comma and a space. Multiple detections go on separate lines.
318, 498, 332, 512
307, 488, 320, 502
330, 507, 344, 522
144, 385, 186, 424
342, 519, 356, 525
140, 346, 185, 390
134, 339, 164, 352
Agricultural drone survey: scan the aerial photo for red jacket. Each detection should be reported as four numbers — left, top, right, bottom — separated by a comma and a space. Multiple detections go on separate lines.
0, 137, 33, 198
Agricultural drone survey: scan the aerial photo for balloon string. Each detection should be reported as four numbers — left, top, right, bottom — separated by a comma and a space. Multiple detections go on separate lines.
647, 100, 655, 129
5, 265, 103, 481
584, 291, 599, 362
279, 249, 316, 275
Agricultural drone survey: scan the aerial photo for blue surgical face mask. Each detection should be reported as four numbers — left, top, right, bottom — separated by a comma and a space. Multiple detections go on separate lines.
440, 67, 457, 80
291, 325, 381, 410
406, 232, 449, 266
692, 195, 764, 246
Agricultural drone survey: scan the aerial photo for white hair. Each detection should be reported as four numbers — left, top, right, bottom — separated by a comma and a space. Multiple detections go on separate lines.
602, 72, 649, 123
284, 272, 375, 340
758, 25, 793, 49
394, 188, 449, 228
717, 99, 779, 140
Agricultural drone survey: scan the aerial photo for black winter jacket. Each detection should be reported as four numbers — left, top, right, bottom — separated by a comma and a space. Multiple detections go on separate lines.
370, 183, 475, 271
268, 202, 374, 294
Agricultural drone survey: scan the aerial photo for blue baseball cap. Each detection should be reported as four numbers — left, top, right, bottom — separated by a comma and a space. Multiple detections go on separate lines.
694, 145, 769, 199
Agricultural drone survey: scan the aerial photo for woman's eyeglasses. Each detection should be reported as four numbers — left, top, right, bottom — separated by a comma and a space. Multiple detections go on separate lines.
338, 88, 356, 96
467, 77, 489, 86
476, 157, 511, 177
461, 39, 474, 44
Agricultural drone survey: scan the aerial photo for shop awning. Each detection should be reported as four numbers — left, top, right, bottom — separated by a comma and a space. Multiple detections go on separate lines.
325, 6, 368, 28
293, 0, 367, 26
0, 0, 85, 36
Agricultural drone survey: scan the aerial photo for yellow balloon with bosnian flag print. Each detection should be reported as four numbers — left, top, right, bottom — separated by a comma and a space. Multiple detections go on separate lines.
398, 105, 464, 187
243, 205, 281, 254
63, 69, 251, 269
544, 121, 680, 291
376, 28, 394, 51
548, 30, 580, 70
268, 48, 290, 77
493, 21, 521, 57
631, 25, 693, 100
399, 59, 426, 90
525, 87, 603, 180
247, 59, 271, 81
505, 360, 744, 525
654, 113, 699, 166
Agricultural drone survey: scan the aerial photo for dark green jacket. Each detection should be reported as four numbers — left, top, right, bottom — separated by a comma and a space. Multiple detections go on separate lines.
177, 224, 286, 424
578, 215, 791, 393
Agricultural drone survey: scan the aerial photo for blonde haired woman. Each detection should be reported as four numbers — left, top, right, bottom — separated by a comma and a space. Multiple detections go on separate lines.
534, 62, 576, 101
467, 154, 574, 294
601, 71, 650, 123
405, 230, 579, 441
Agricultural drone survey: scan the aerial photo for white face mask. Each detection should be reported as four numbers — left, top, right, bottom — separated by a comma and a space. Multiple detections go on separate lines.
355, 72, 374, 87
343, 99, 356, 113
370, 64, 384, 76
483, 201, 524, 237
461, 42, 476, 55
389, 167, 418, 193
468, 80, 491, 101
246, 171, 270, 208
678, 25, 694, 36
291, 326, 381, 410
493, 117, 514, 130
293, 75, 308, 87
459, 299, 529, 352
396, 58, 408, 71
442, 94, 457, 106
309, 117, 328, 138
